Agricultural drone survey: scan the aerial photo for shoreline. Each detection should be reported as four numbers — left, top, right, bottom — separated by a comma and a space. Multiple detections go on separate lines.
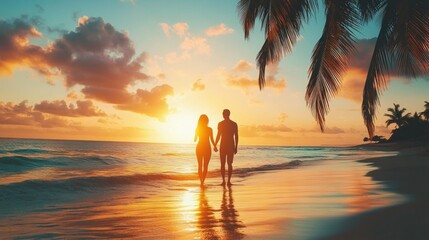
1, 142, 425, 239
328, 141, 429, 239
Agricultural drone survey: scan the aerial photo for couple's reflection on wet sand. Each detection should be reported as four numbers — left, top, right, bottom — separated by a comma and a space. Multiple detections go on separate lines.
197, 187, 218, 239
197, 186, 245, 240
220, 186, 245, 239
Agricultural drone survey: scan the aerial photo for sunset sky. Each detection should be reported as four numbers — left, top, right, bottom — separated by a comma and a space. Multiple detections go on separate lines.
1, 0, 428, 146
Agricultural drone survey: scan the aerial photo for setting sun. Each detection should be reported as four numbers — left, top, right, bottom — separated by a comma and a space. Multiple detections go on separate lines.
159, 112, 199, 144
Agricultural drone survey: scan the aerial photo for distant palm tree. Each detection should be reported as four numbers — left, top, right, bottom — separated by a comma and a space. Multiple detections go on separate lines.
238, 0, 429, 138
420, 101, 429, 121
384, 103, 410, 129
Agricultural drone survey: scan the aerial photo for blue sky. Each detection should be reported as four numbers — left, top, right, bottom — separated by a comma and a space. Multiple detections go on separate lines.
0, 0, 427, 145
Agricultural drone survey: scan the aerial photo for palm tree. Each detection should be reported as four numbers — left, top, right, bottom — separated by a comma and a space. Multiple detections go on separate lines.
238, 0, 429, 138
420, 101, 429, 121
384, 103, 410, 129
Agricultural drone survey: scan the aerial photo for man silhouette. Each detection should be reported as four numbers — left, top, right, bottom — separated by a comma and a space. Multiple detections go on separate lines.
214, 109, 238, 186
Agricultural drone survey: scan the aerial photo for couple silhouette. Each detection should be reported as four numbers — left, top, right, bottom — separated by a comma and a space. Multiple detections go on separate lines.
194, 109, 238, 187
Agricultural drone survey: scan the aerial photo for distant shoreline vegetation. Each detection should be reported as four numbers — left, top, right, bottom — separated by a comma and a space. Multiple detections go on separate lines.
363, 101, 429, 143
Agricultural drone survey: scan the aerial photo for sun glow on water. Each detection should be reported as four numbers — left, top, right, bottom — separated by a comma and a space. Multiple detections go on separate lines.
180, 188, 199, 232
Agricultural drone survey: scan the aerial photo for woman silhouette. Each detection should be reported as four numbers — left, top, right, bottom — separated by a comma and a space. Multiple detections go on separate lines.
194, 114, 217, 186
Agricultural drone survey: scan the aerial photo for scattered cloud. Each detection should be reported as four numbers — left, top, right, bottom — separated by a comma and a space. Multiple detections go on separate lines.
192, 79, 205, 91
160, 22, 189, 37
0, 17, 46, 76
172, 22, 189, 37
240, 112, 293, 138
0, 101, 70, 128
160, 23, 170, 36
66, 91, 81, 100
375, 124, 391, 136
300, 125, 346, 134
205, 23, 234, 36
34, 100, 106, 117
278, 112, 287, 123
180, 36, 210, 55
0, 16, 175, 120
157, 73, 166, 79
338, 69, 366, 103
227, 76, 286, 90
116, 84, 174, 121
226, 60, 286, 92
233, 60, 253, 72
160, 22, 211, 62
240, 124, 292, 138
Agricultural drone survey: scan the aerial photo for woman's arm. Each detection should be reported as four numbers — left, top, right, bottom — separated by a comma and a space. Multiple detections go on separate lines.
209, 128, 215, 146
209, 128, 218, 152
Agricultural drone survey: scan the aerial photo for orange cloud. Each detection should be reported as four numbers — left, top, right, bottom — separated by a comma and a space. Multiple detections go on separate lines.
180, 36, 210, 55
116, 84, 174, 121
160, 22, 211, 60
227, 76, 286, 90
0, 17, 175, 120
0, 18, 47, 76
160, 23, 170, 36
172, 22, 189, 37
338, 69, 367, 103
233, 60, 253, 72
34, 100, 106, 117
240, 124, 292, 138
226, 61, 286, 91
192, 79, 205, 91
205, 23, 234, 36
0, 101, 70, 128
374, 125, 391, 137
300, 126, 346, 134
160, 22, 189, 37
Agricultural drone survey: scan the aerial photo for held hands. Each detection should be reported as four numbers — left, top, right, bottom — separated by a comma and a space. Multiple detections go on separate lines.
213, 146, 218, 152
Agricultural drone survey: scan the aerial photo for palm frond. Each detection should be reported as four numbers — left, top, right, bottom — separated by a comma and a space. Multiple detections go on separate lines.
306, 0, 360, 132
238, 0, 269, 39
238, 0, 317, 89
385, 119, 395, 128
362, 2, 395, 139
390, 0, 429, 77
356, 0, 383, 22
363, 0, 429, 138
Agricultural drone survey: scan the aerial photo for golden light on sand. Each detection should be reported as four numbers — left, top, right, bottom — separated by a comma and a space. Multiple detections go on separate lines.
180, 188, 199, 232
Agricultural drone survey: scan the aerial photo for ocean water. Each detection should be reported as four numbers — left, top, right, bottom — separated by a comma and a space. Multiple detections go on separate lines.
0, 138, 396, 239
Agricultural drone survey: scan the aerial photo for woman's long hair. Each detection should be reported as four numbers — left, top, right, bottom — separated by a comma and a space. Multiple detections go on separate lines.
196, 114, 209, 135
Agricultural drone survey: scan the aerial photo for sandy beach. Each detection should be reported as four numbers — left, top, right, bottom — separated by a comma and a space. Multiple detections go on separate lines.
1, 144, 413, 239
328, 142, 429, 240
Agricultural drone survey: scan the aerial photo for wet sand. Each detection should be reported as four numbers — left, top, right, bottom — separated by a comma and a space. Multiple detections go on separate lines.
0, 151, 406, 239
328, 142, 429, 240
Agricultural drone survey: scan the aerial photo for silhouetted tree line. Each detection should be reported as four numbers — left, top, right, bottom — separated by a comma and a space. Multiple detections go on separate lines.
363, 101, 429, 143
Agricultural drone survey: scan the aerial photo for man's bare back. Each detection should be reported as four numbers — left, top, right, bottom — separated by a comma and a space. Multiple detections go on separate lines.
214, 109, 238, 186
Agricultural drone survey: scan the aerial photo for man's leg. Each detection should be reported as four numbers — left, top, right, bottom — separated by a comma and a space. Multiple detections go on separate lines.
220, 151, 226, 185
227, 152, 234, 185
